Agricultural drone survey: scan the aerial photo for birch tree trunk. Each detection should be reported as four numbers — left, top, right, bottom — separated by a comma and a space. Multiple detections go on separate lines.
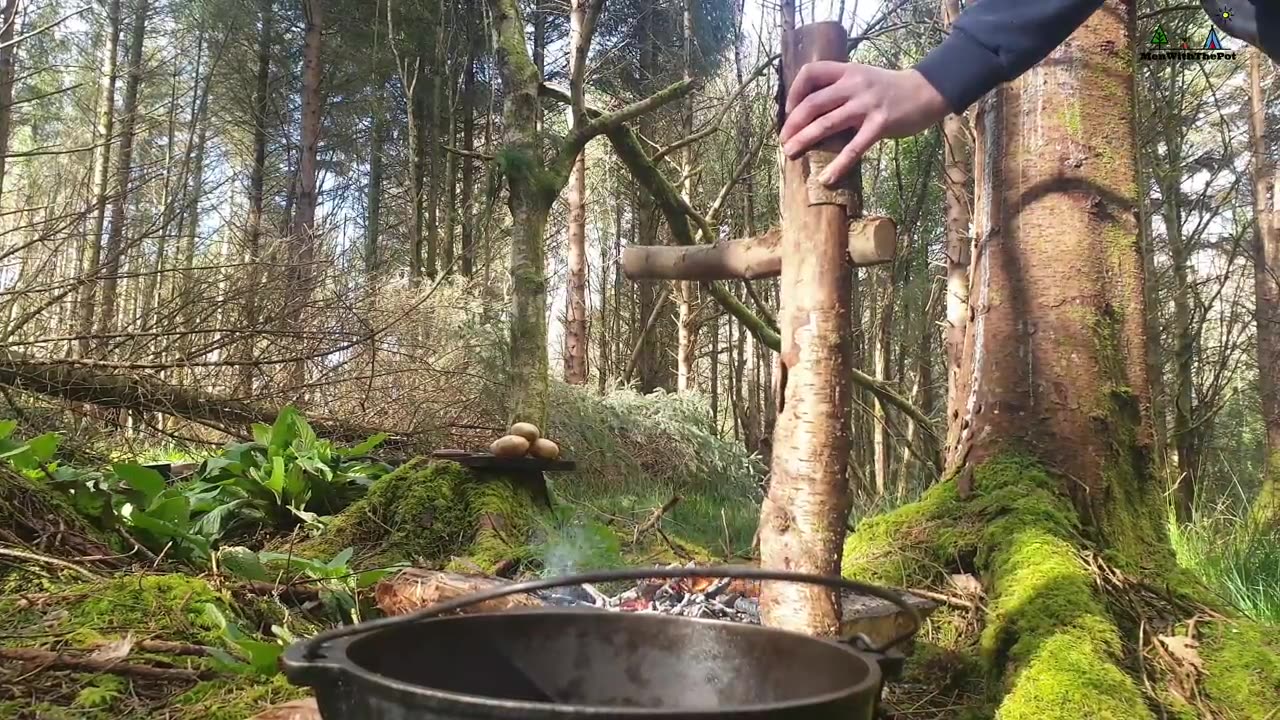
562, 0, 588, 386
758, 20, 854, 637
940, 0, 972, 442
97, 0, 150, 339
675, 0, 697, 393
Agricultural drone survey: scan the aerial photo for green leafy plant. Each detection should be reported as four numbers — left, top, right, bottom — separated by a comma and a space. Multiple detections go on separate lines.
184, 406, 391, 540
215, 545, 403, 624
0, 420, 60, 472
200, 603, 287, 676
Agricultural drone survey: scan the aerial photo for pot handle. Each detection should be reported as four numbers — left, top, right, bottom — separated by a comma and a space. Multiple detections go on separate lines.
281, 635, 347, 688
294, 565, 922, 662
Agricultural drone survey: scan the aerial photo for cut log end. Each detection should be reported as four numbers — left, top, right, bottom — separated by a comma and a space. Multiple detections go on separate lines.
374, 569, 544, 617
848, 216, 897, 267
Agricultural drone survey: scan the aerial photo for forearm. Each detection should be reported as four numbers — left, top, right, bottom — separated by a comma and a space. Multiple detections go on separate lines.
915, 0, 1106, 114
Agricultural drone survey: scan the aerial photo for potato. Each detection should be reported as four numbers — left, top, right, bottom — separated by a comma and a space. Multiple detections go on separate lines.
509, 422, 541, 443
528, 438, 560, 461
490, 435, 530, 458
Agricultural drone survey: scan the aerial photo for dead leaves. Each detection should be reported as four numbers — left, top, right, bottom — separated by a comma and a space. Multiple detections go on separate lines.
88, 633, 135, 663
1157, 634, 1204, 675
1147, 618, 1218, 717
247, 697, 321, 720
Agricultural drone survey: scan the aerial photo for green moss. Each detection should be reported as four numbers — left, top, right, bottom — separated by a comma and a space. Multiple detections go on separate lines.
1063, 104, 1083, 139
1198, 620, 1280, 719
453, 478, 540, 571
0, 574, 236, 648
970, 458, 1151, 719
0, 574, 298, 719
294, 459, 543, 571
995, 629, 1151, 720
843, 455, 1150, 719
171, 674, 307, 720
842, 480, 977, 586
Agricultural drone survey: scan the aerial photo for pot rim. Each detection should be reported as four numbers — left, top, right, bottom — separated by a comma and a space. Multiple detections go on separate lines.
284, 608, 883, 717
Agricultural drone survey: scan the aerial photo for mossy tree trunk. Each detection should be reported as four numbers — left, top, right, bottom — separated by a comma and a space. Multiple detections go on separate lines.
953, 0, 1156, 534
489, 0, 695, 425
866, 3, 1223, 715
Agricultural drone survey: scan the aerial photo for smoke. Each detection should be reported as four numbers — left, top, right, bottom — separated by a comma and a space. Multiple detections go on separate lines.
536, 515, 622, 579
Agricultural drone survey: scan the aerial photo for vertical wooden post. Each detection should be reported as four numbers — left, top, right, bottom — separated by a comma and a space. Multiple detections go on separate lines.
759, 21, 857, 636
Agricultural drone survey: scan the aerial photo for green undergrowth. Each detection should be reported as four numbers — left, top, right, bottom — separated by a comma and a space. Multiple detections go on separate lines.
0, 573, 304, 719
546, 384, 763, 556
287, 458, 541, 572
1170, 508, 1280, 625
1196, 619, 1280, 718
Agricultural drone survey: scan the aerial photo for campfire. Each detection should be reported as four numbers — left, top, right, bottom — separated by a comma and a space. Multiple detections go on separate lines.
537, 563, 765, 623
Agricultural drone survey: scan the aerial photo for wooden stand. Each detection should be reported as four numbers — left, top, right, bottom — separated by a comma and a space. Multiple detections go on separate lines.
429, 451, 576, 510
624, 21, 885, 636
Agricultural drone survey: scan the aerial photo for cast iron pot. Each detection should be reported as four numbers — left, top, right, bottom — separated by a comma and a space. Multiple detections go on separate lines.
282, 566, 921, 720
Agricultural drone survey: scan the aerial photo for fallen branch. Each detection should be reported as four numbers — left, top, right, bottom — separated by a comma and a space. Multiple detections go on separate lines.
0, 547, 104, 582
0, 646, 214, 681
238, 581, 322, 604
0, 351, 410, 446
131, 639, 216, 657
907, 587, 978, 611
632, 495, 682, 544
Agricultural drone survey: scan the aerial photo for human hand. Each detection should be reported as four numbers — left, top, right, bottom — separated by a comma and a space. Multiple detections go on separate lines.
779, 62, 951, 186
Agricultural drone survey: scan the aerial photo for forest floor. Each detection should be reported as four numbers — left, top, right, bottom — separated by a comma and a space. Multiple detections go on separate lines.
0, 389, 1276, 719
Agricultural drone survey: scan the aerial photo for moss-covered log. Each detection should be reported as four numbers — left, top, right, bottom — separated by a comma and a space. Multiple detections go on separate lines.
843, 455, 1280, 719
290, 459, 544, 572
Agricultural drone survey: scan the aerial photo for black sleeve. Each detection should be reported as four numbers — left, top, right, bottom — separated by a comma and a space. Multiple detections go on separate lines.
914, 0, 1107, 114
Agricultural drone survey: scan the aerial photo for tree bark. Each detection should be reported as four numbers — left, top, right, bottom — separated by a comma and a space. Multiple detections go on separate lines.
288, 0, 324, 390
0, 0, 20, 203
365, 101, 385, 276
940, 0, 972, 443
953, 1, 1154, 530
635, 7, 670, 394
408, 43, 430, 283
237, 0, 272, 394
676, 0, 697, 393
758, 21, 855, 637
1165, 169, 1197, 523
424, 30, 440, 279
459, 51, 476, 278
872, 268, 893, 497
96, 0, 150, 340
1249, 50, 1280, 520
563, 0, 588, 386
77, 0, 123, 358
491, 0, 551, 426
